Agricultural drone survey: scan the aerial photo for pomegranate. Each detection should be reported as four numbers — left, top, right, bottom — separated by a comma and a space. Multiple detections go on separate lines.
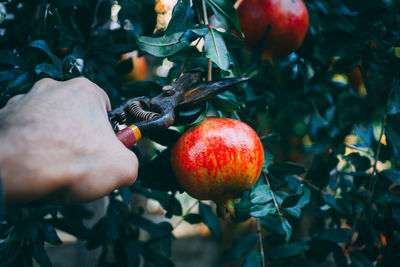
171, 118, 264, 208
237, 0, 309, 59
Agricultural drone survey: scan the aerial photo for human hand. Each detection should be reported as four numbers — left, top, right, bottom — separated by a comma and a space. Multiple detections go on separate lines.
0, 78, 138, 208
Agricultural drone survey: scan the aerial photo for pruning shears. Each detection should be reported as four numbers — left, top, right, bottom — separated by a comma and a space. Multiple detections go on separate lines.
108, 72, 248, 148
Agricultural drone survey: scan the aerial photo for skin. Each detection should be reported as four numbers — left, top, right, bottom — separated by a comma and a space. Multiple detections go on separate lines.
171, 117, 264, 202
0, 78, 138, 208
237, 0, 309, 58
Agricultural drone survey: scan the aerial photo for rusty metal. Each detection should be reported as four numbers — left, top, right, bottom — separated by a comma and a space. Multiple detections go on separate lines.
109, 72, 249, 137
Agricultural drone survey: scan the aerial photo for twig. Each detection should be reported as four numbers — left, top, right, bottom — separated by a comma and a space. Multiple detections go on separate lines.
173, 200, 199, 229
292, 174, 324, 193
200, 0, 212, 81
263, 171, 283, 219
256, 218, 266, 267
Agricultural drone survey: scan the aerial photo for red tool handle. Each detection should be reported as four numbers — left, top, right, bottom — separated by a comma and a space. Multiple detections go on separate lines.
116, 125, 142, 148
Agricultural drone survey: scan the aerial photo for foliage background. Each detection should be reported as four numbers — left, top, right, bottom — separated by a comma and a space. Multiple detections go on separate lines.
1, 0, 400, 266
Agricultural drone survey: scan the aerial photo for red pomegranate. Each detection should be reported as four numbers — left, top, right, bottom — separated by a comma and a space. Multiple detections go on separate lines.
237, 0, 309, 59
171, 118, 264, 207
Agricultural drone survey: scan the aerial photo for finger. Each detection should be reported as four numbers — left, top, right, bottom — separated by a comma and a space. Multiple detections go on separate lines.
6, 94, 24, 105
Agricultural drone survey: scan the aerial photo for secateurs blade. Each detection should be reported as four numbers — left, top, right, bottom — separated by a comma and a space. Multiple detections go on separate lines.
108, 72, 249, 148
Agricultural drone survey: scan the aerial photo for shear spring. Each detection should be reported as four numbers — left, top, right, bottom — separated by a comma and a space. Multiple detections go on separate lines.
128, 101, 159, 122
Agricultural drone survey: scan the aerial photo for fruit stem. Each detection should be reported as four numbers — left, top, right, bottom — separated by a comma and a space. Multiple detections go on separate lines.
216, 199, 235, 218
216, 201, 227, 219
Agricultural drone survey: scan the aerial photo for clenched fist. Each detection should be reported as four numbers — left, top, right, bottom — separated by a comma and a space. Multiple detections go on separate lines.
0, 78, 138, 208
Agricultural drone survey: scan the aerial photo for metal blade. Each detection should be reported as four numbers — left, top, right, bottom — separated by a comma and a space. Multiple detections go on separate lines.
178, 77, 249, 108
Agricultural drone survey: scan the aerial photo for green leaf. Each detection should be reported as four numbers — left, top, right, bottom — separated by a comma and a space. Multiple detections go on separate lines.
260, 134, 281, 146
205, 0, 241, 33
137, 32, 189, 57
250, 203, 276, 218
166, 195, 183, 217
243, 250, 261, 267
184, 213, 203, 224
29, 40, 62, 69
380, 169, 400, 183
265, 241, 309, 260
344, 152, 371, 171
199, 202, 222, 239
166, 0, 194, 35
268, 162, 307, 176
282, 218, 292, 244
306, 153, 339, 188
250, 184, 273, 205
387, 81, 400, 115
35, 63, 62, 79
318, 228, 353, 243
212, 91, 242, 112
38, 224, 62, 246
33, 240, 52, 267
321, 194, 347, 214
204, 28, 230, 71
225, 233, 258, 260
350, 251, 374, 267
281, 185, 305, 208
393, 207, 400, 225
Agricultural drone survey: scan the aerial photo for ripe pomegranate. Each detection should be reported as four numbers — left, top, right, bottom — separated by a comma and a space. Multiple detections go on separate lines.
119, 51, 148, 81
237, 0, 309, 59
171, 117, 264, 211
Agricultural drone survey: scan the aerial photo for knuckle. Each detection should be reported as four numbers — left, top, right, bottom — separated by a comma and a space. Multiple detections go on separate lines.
31, 78, 57, 93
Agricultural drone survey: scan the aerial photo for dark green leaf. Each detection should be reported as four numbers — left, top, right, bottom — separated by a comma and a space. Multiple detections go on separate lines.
166, 0, 194, 35
259, 216, 286, 235
392, 207, 400, 225
350, 251, 374, 267
35, 63, 62, 79
166, 195, 183, 217
268, 162, 307, 176
250, 184, 273, 205
204, 28, 230, 71
306, 153, 339, 188
184, 213, 203, 224
33, 240, 52, 267
243, 250, 261, 267
344, 152, 371, 171
282, 218, 292, 244
355, 125, 376, 146
387, 81, 400, 115
265, 241, 309, 260
260, 134, 281, 146
380, 169, 400, 183
205, 0, 241, 33
281, 185, 305, 208
130, 215, 172, 239
225, 233, 258, 261
212, 91, 242, 112
38, 224, 62, 246
318, 228, 353, 243
321, 194, 346, 214
29, 40, 62, 68
199, 202, 222, 239
137, 32, 189, 57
